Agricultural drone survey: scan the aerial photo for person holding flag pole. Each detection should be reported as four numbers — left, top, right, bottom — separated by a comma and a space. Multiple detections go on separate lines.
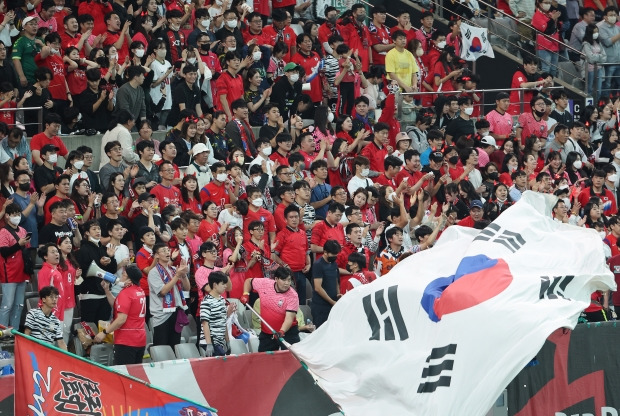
240, 266, 300, 352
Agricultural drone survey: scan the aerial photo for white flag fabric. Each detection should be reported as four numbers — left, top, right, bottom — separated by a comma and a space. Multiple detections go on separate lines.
460, 23, 495, 61
291, 192, 615, 416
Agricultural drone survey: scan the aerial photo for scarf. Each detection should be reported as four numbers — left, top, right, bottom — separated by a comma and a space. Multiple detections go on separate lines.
155, 262, 187, 313
233, 118, 255, 157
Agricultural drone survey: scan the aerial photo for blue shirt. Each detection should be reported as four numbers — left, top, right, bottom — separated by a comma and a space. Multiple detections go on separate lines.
12, 193, 38, 247
310, 182, 332, 219
420, 147, 432, 166
1, 137, 32, 169
311, 257, 339, 307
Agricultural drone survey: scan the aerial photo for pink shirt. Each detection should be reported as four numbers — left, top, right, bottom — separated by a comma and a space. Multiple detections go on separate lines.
251, 277, 298, 334
486, 109, 514, 139
518, 112, 548, 145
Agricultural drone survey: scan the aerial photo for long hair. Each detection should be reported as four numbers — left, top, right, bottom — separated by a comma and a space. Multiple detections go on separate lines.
313, 105, 333, 136
180, 175, 201, 204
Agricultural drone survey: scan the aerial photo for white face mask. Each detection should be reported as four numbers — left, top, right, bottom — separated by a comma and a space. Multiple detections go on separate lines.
262, 146, 272, 156
608, 16, 617, 24
156, 49, 166, 59
327, 112, 334, 122
573, 160, 583, 169
509, 165, 517, 172
8, 215, 21, 226
227, 19, 238, 28
215, 0, 223, 5
73, 161, 84, 170
135, 49, 145, 58
416, 48, 424, 57
593, 32, 600, 40
541, 3, 551, 11
252, 176, 261, 184
252, 51, 262, 61
562, 197, 571, 210
216, 173, 227, 182
251, 198, 263, 207
615, 151, 620, 160
170, 24, 180, 31
609, 174, 619, 183
387, 192, 397, 202
187, 57, 197, 64
227, 46, 236, 52
89, 237, 100, 245
47, 154, 58, 164
50, 48, 59, 55
361, 168, 369, 177
289, 73, 299, 83
463, 107, 474, 116
436, 41, 446, 49
201, 19, 210, 28
27, 2, 34, 10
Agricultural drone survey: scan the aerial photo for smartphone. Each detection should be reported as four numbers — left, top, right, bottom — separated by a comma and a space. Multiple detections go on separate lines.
25, 232, 32, 239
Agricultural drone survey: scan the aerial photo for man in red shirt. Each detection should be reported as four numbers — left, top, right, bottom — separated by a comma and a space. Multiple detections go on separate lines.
243, 12, 276, 46
102, 12, 131, 64
31, 113, 68, 166
336, 223, 375, 289
243, 185, 277, 248
368, 5, 393, 68
94, 264, 146, 365
291, 33, 323, 105
200, 162, 238, 211
340, 4, 372, 71
273, 205, 311, 303
375, 155, 404, 188
243, 220, 269, 280
509, 55, 546, 116
457, 200, 484, 227
318, 7, 345, 55
35, 33, 71, 107
270, 133, 292, 166
78, 0, 113, 36
61, 15, 90, 58
605, 216, 620, 257
150, 161, 181, 208
215, 52, 246, 120
390, 10, 416, 44
360, 122, 390, 173
241, 266, 300, 351
578, 170, 618, 217
262, 9, 296, 61
310, 202, 345, 253
156, 141, 182, 183
135, 226, 157, 320
274, 185, 295, 232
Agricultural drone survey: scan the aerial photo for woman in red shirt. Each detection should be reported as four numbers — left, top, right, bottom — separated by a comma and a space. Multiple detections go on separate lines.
198, 201, 225, 260
431, 49, 461, 96
180, 175, 202, 214
58, 236, 81, 342
531, 0, 562, 77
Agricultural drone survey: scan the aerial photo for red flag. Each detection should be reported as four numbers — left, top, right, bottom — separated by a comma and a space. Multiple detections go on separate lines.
13, 332, 217, 416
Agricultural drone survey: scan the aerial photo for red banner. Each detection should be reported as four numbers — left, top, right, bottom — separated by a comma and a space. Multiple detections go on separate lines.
13, 332, 217, 416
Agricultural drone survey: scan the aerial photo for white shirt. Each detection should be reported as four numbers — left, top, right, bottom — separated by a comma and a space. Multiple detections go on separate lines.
185, 162, 213, 190
150, 59, 173, 111
347, 175, 374, 197
99, 124, 139, 168
218, 208, 243, 230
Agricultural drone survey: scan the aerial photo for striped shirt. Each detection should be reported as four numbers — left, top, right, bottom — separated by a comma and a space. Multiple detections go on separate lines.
25, 308, 63, 345
199, 294, 227, 348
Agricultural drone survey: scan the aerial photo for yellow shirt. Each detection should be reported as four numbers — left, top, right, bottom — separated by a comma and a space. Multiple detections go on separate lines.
385, 48, 419, 87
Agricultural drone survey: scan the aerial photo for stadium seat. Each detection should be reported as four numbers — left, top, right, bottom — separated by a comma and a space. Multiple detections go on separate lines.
229, 338, 249, 355
25, 297, 38, 311
244, 310, 254, 332
149, 345, 176, 362
174, 343, 201, 359
89, 344, 114, 366
248, 336, 259, 353
299, 305, 312, 324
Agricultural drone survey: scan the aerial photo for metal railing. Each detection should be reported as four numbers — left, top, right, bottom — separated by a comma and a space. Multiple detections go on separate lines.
1, 106, 44, 131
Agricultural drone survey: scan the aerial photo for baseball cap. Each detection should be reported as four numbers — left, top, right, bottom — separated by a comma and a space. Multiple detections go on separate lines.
22, 16, 37, 26
192, 142, 209, 156
138, 193, 156, 203
132, 177, 147, 188
429, 151, 444, 163
395, 132, 411, 143
284, 62, 300, 72
470, 200, 484, 210
41, 144, 59, 154
480, 136, 498, 149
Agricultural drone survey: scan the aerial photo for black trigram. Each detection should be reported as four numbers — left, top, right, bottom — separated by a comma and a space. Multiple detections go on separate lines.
473, 223, 526, 253
417, 344, 457, 393
362, 285, 409, 341
539, 275, 574, 300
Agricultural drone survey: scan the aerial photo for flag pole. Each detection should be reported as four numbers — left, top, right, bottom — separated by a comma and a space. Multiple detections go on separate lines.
244, 303, 292, 348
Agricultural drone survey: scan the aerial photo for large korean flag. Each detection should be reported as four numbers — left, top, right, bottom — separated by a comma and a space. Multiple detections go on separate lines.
291, 191, 615, 416
460, 22, 495, 61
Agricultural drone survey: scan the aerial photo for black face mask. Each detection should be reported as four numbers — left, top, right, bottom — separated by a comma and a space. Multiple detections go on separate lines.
488, 172, 499, 180
18, 182, 30, 192
96, 56, 107, 67
200, 44, 210, 51
534, 109, 546, 118
345, 264, 353, 273
448, 155, 459, 165
327, 255, 338, 263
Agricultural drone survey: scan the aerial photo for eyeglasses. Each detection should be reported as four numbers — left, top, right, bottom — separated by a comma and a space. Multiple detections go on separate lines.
206, 250, 217, 255
83, 155, 93, 159
335, 191, 347, 197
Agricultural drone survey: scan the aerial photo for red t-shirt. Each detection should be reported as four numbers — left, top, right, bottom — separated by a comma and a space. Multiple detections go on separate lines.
269, 151, 290, 166
604, 234, 620, 258
390, 26, 416, 44
113, 285, 147, 347
103, 30, 130, 64
155, 159, 181, 179
243, 239, 265, 279
275, 226, 308, 271
66, 64, 88, 96
30, 133, 69, 164
318, 23, 345, 54
180, 197, 201, 214
341, 22, 371, 71
457, 216, 475, 228
509, 70, 540, 116
578, 187, 618, 217
0, 100, 16, 126
291, 51, 323, 103
214, 71, 244, 113
242, 28, 276, 46
136, 247, 154, 293
35, 54, 67, 100
251, 277, 298, 334
61, 32, 85, 57
360, 141, 389, 173
150, 183, 181, 208
200, 181, 231, 211
369, 22, 391, 66
310, 220, 345, 247
243, 207, 276, 248
197, 219, 221, 246
374, 173, 396, 188
263, 25, 297, 62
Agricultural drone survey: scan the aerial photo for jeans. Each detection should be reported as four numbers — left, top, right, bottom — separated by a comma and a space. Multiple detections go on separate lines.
293, 271, 308, 305
0, 282, 26, 328
603, 64, 620, 97
587, 67, 605, 97
537, 49, 559, 77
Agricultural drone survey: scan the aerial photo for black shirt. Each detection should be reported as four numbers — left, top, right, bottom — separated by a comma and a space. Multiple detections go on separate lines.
99, 215, 132, 246
38, 223, 74, 246
77, 88, 112, 133
445, 116, 476, 141
131, 213, 165, 252
270, 76, 301, 122
168, 82, 201, 127
33, 165, 62, 195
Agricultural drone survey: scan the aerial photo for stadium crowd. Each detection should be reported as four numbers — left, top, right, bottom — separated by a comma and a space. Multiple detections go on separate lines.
0, 0, 618, 364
